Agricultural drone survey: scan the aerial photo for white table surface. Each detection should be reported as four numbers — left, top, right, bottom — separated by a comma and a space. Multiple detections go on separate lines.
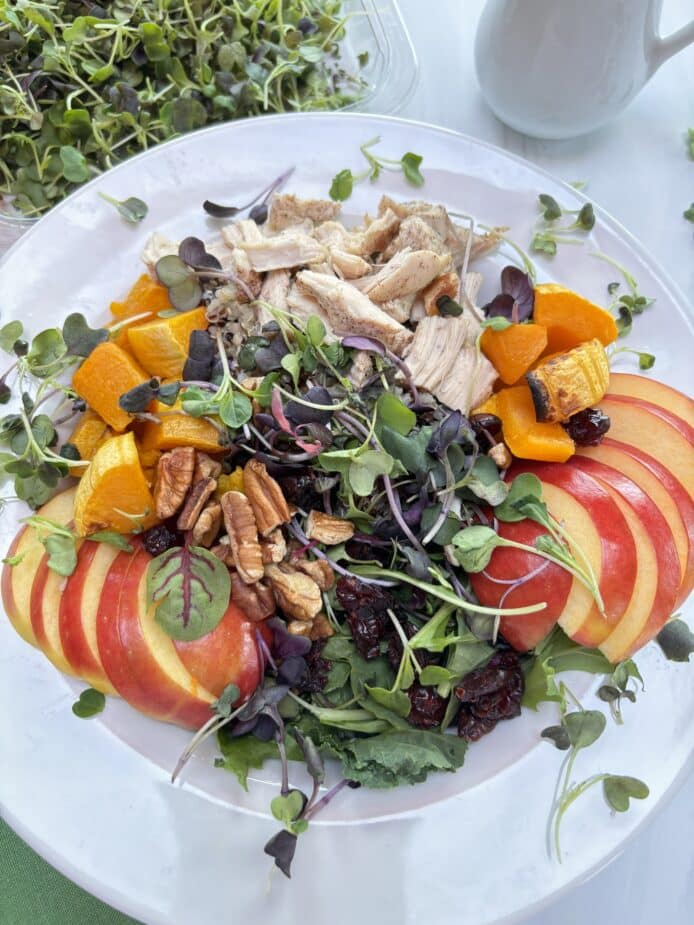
394, 0, 693, 922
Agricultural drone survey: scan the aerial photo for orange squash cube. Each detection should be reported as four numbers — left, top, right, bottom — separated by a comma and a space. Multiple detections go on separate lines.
72, 341, 150, 432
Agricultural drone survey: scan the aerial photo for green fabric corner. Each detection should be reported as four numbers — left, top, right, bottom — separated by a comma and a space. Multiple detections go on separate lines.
0, 818, 142, 925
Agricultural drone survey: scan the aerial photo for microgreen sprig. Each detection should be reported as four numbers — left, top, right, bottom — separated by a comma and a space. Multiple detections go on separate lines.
329, 136, 424, 201
530, 193, 596, 257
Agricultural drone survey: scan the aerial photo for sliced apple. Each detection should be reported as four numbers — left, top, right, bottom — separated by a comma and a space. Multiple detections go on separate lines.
598, 396, 694, 498
96, 546, 216, 728
608, 373, 693, 429
59, 541, 119, 694
174, 603, 266, 699
1, 488, 76, 646
470, 519, 571, 652
509, 462, 638, 647
576, 439, 694, 606
30, 548, 81, 678
570, 456, 680, 660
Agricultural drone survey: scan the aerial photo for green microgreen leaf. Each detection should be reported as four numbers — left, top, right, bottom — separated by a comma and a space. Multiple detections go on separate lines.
146, 545, 231, 641
684, 204, 694, 223
538, 193, 562, 221
219, 391, 252, 429
656, 618, 694, 662
603, 775, 649, 812
99, 192, 149, 224
72, 687, 106, 719
375, 392, 416, 436
329, 169, 354, 202
0, 321, 23, 353
62, 313, 108, 357
59, 145, 89, 183
400, 152, 424, 186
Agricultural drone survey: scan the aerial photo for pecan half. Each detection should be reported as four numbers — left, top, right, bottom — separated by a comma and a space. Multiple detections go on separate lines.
177, 477, 217, 531
260, 527, 287, 564
194, 451, 223, 482
153, 446, 195, 519
310, 612, 335, 640
230, 571, 276, 622
211, 537, 235, 566
243, 459, 291, 536
192, 501, 223, 547
488, 442, 512, 470
220, 490, 264, 583
287, 620, 313, 637
305, 510, 355, 545
293, 557, 335, 591
265, 563, 322, 621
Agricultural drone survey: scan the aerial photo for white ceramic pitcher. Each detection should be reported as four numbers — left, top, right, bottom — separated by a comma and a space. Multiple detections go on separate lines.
474, 0, 694, 139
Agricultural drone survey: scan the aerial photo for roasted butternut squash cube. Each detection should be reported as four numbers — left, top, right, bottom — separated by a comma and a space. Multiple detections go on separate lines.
526, 338, 610, 423
137, 398, 224, 454
481, 323, 548, 385
71, 341, 150, 432
110, 273, 172, 321
216, 467, 245, 499
496, 384, 575, 463
68, 410, 113, 464
73, 432, 158, 535
533, 284, 618, 354
126, 307, 208, 379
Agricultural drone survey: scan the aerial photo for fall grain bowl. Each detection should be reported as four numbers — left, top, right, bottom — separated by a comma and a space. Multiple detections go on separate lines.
1, 181, 693, 879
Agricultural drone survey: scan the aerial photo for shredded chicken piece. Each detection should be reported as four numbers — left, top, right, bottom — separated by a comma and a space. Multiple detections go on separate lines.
141, 232, 177, 273
257, 269, 291, 327
360, 208, 400, 255
268, 193, 341, 231
362, 248, 449, 302
382, 215, 450, 260
377, 294, 415, 324
295, 270, 413, 355
348, 350, 374, 388
314, 220, 366, 255
238, 231, 327, 271
287, 282, 333, 333
330, 249, 371, 279
205, 237, 262, 300
403, 315, 496, 414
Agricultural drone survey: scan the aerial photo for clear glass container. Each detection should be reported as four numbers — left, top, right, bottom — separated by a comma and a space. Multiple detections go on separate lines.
0, 1, 417, 253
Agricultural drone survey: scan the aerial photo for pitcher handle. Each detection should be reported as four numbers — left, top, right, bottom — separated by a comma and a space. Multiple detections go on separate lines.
648, 17, 694, 75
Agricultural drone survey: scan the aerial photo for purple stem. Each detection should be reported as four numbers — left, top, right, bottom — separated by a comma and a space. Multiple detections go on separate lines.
384, 348, 421, 409
322, 489, 333, 516
303, 778, 351, 821
288, 521, 396, 587
444, 562, 475, 603
382, 474, 428, 556
255, 629, 278, 673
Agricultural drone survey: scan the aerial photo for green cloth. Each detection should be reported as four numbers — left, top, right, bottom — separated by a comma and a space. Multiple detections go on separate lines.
0, 818, 142, 925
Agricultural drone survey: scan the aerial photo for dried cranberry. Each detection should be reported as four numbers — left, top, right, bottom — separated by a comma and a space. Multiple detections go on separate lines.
457, 708, 497, 741
345, 538, 390, 565
141, 523, 180, 557
470, 413, 502, 452
296, 641, 332, 694
278, 471, 319, 510
454, 651, 520, 701
407, 683, 447, 729
336, 576, 394, 659
563, 408, 610, 446
454, 650, 524, 741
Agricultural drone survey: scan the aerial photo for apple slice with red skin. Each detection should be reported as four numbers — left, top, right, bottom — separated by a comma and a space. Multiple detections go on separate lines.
576, 439, 694, 606
97, 545, 266, 729
607, 373, 693, 429
604, 393, 694, 445
470, 519, 572, 652
1, 488, 76, 647
97, 546, 217, 728
59, 540, 119, 694
598, 397, 694, 499
174, 605, 270, 698
569, 456, 680, 660
30, 546, 84, 678
509, 462, 638, 647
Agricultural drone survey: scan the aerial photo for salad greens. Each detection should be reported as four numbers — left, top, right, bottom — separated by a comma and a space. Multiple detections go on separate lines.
0, 1, 367, 216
